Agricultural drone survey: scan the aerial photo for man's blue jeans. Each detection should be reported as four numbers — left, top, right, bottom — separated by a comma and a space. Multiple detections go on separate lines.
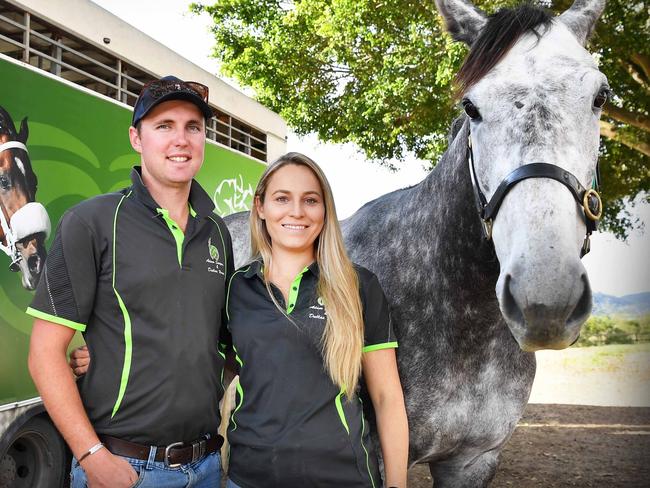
71, 447, 221, 488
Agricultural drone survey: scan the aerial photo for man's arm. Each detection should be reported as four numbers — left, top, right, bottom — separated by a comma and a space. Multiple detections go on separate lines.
28, 319, 138, 488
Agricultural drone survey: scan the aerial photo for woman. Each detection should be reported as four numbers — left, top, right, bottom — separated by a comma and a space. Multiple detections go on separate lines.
224, 152, 408, 488
71, 152, 409, 487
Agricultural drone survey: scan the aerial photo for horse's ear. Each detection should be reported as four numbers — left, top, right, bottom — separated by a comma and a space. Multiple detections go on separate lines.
558, 0, 607, 45
18, 117, 29, 143
434, 0, 487, 45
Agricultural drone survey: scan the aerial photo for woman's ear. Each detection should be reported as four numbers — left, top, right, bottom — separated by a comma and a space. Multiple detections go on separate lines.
255, 195, 265, 220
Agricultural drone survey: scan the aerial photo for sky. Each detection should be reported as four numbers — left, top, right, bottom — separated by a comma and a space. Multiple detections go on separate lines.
91, 0, 649, 297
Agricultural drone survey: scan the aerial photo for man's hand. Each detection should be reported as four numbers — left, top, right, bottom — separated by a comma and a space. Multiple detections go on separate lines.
70, 345, 90, 376
82, 448, 139, 488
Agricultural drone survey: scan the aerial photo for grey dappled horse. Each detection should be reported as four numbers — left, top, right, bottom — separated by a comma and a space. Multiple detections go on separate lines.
225, 0, 608, 485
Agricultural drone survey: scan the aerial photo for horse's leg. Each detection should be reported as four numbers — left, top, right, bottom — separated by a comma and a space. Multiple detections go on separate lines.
428, 450, 499, 488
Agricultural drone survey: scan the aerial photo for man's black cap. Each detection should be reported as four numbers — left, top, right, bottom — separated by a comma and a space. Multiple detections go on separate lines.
132, 76, 212, 127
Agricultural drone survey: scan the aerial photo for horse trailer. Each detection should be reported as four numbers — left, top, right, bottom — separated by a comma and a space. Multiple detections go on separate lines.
0, 1, 286, 485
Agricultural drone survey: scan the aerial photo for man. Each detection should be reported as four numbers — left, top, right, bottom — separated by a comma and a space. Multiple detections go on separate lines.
27, 76, 233, 488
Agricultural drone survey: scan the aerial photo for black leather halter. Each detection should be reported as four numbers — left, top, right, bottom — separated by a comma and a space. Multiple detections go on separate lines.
467, 134, 602, 257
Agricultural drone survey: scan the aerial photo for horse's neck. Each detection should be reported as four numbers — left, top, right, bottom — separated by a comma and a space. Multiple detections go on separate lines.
395, 121, 500, 312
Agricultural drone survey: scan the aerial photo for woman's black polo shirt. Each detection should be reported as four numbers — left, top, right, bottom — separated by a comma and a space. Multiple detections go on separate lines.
226, 260, 397, 488
27, 167, 233, 445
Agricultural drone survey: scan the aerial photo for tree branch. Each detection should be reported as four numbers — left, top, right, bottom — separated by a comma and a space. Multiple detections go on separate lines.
600, 120, 650, 157
631, 53, 650, 80
603, 105, 650, 133
620, 59, 650, 95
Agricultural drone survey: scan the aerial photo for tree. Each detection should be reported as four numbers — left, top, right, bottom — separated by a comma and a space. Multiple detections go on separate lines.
574, 316, 634, 346
192, 0, 649, 237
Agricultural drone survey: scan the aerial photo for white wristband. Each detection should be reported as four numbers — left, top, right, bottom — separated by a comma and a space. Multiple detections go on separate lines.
78, 442, 105, 463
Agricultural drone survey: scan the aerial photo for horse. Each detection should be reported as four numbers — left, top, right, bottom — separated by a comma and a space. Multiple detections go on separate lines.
224, 0, 607, 485
0, 105, 50, 290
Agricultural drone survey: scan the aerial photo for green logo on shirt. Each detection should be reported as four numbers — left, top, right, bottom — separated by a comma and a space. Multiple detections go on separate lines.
208, 238, 219, 261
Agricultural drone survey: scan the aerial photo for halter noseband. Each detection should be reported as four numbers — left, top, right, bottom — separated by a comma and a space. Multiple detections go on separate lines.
0, 140, 28, 154
467, 134, 602, 257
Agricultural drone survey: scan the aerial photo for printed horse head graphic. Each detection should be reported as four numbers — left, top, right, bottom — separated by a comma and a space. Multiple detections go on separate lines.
0, 105, 51, 290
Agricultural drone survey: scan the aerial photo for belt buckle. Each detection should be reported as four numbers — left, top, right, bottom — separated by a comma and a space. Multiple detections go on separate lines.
164, 441, 184, 468
191, 438, 207, 463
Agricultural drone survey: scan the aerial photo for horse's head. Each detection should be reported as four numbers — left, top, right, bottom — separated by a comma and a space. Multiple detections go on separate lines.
0, 106, 50, 290
435, 0, 607, 351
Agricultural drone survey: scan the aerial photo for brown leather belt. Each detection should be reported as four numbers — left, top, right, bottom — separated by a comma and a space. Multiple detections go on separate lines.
98, 434, 223, 468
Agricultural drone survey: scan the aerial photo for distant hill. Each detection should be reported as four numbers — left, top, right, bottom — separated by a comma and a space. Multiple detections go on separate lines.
592, 292, 650, 317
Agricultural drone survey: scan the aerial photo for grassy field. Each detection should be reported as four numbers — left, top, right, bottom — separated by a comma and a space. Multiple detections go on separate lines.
562, 343, 650, 372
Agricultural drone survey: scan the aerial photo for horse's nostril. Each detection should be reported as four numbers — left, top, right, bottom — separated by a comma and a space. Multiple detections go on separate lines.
27, 254, 40, 272
501, 274, 524, 325
568, 273, 592, 325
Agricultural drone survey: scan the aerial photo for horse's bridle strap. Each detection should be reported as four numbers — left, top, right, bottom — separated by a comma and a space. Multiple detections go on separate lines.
0, 141, 28, 153
483, 163, 589, 223
466, 130, 601, 257
0, 139, 30, 264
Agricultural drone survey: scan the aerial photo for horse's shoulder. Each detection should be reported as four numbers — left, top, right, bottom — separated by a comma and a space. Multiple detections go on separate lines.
343, 186, 418, 241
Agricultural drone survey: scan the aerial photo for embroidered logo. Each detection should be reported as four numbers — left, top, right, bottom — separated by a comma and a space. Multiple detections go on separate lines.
309, 296, 327, 320
208, 237, 219, 261
206, 237, 224, 276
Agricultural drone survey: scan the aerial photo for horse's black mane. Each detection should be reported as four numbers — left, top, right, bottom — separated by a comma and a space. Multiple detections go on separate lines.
456, 3, 553, 97
0, 105, 17, 136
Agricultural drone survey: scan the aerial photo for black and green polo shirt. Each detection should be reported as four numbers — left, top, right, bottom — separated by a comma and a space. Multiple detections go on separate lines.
27, 167, 233, 446
226, 259, 397, 488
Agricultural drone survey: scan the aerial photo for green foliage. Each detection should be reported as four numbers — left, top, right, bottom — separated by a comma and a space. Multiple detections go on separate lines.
193, 0, 650, 235
573, 314, 650, 347
584, 0, 650, 237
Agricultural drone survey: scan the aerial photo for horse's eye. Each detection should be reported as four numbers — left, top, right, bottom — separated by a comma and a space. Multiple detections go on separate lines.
0, 174, 9, 190
462, 99, 482, 120
593, 88, 609, 109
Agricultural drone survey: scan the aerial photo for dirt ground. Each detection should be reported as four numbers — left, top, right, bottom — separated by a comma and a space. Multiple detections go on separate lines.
407, 345, 650, 487
407, 404, 650, 487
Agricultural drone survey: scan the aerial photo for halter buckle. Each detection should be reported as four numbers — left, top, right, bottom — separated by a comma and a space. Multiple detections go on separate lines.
583, 189, 602, 221
482, 219, 493, 240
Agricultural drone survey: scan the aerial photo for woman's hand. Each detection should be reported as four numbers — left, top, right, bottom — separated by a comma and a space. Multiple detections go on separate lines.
69, 345, 90, 377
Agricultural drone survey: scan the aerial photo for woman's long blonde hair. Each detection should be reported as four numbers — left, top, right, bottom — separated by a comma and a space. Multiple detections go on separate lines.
250, 152, 364, 395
